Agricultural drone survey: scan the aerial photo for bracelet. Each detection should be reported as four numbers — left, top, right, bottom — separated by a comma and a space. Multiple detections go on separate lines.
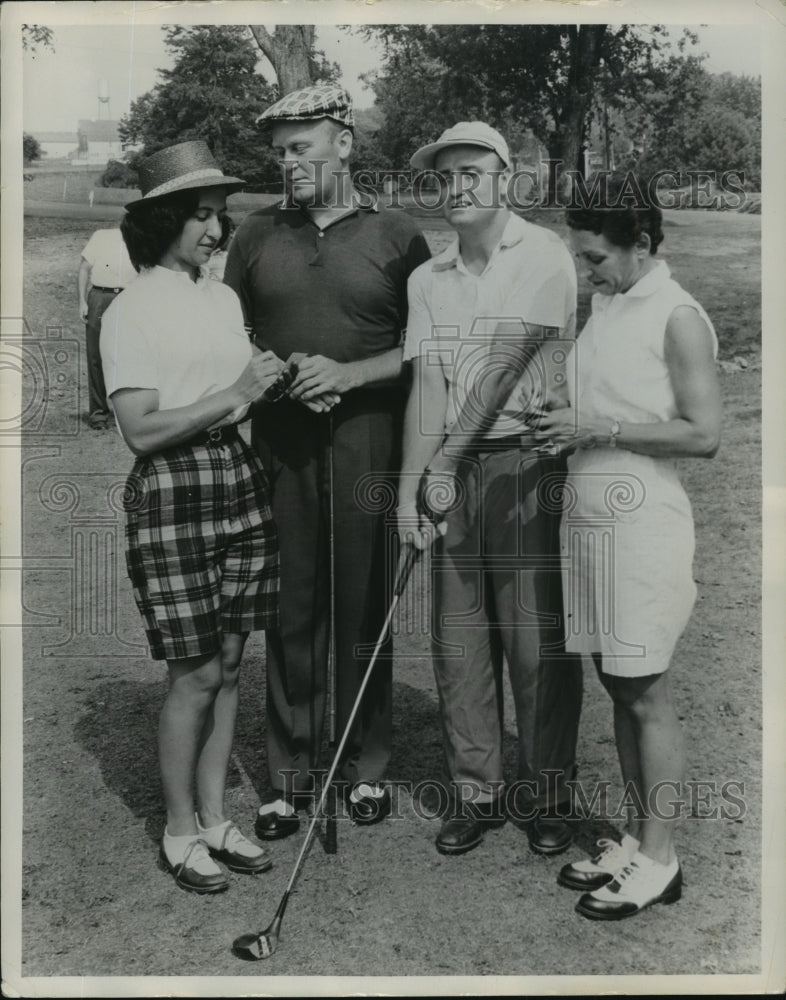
609, 419, 622, 448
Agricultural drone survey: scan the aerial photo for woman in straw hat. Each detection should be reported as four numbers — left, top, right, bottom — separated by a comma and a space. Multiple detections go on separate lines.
100, 140, 285, 893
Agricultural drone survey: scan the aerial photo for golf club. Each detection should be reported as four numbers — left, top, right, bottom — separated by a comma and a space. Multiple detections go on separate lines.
232, 542, 420, 961
325, 411, 338, 855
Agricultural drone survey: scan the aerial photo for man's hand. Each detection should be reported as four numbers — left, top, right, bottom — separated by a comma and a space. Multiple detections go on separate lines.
289, 355, 355, 400
419, 466, 461, 517
79, 299, 89, 322
396, 501, 446, 551
298, 391, 342, 414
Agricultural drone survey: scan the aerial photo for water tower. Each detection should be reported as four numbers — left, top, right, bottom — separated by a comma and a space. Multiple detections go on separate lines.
97, 78, 110, 120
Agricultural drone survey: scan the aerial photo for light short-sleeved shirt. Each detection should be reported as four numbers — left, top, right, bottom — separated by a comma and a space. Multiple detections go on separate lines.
403, 213, 577, 439
100, 266, 253, 436
81, 228, 137, 290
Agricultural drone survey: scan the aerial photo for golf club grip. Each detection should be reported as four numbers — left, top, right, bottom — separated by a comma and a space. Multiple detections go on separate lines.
394, 543, 420, 597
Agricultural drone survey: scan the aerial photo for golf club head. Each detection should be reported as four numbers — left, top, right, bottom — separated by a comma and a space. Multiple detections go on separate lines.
232, 925, 279, 961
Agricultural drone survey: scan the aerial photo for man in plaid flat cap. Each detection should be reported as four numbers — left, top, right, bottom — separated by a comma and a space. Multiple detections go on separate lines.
225, 84, 430, 835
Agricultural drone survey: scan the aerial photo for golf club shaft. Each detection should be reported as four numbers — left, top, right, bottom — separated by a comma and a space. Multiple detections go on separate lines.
327, 411, 337, 746
281, 543, 419, 897
325, 412, 338, 852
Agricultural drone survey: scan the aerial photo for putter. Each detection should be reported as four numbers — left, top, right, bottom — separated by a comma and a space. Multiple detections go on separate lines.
232, 543, 420, 961
325, 412, 338, 854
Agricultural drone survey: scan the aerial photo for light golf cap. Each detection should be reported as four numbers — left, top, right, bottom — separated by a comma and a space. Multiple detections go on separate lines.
410, 122, 511, 171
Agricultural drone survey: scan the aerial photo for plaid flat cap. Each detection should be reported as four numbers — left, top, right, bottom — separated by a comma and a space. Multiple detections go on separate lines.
256, 84, 354, 130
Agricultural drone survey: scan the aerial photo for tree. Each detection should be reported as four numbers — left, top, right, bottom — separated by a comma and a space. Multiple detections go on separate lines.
99, 152, 145, 189
622, 63, 761, 191
250, 26, 309, 92
118, 26, 281, 191
355, 24, 691, 200
248, 26, 340, 93
23, 133, 41, 164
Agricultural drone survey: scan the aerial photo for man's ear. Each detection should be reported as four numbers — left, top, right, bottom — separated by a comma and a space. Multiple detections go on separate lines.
498, 167, 512, 208
336, 128, 353, 164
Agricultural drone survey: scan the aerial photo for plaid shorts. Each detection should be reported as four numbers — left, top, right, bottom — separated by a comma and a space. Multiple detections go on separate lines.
123, 435, 279, 661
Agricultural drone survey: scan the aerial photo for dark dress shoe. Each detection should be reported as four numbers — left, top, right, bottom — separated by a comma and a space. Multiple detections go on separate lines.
528, 814, 573, 856
436, 815, 483, 855
347, 784, 391, 825
157, 842, 229, 894
254, 793, 311, 840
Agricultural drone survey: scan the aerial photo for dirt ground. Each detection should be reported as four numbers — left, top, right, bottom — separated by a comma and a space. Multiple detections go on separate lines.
8, 209, 768, 992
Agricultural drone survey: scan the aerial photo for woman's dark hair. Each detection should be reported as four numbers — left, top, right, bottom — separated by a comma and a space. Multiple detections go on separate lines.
565, 174, 664, 255
121, 188, 202, 271
217, 212, 235, 251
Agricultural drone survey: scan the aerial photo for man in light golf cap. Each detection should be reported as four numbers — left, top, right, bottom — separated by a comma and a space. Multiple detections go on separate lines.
399, 121, 583, 857
224, 85, 430, 836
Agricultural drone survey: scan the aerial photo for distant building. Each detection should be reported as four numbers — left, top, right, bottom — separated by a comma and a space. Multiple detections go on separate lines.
36, 131, 79, 160
73, 120, 125, 164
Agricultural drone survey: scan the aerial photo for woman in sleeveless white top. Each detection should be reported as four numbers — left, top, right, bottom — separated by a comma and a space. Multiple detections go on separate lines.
537, 193, 722, 921
562, 259, 718, 675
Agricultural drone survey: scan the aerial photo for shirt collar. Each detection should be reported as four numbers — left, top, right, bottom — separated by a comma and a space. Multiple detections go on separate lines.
432, 212, 526, 273
278, 190, 379, 215
150, 264, 210, 285
616, 259, 671, 299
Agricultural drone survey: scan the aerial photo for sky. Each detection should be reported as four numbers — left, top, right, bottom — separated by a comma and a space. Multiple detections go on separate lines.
22, 23, 762, 135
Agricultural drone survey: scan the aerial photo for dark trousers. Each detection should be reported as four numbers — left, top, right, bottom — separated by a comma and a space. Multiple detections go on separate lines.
432, 447, 583, 811
86, 287, 119, 415
252, 391, 404, 793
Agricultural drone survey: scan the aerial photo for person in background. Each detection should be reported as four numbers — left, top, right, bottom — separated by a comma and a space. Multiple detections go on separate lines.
224, 85, 431, 836
78, 227, 137, 428
539, 177, 722, 919
399, 122, 583, 858
100, 140, 283, 894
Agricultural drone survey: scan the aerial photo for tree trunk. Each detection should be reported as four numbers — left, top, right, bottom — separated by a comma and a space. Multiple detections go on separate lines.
249, 25, 316, 93
547, 24, 608, 203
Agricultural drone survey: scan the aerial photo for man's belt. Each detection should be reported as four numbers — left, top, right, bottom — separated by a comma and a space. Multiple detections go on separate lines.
91, 285, 123, 294
466, 433, 537, 453
188, 424, 241, 447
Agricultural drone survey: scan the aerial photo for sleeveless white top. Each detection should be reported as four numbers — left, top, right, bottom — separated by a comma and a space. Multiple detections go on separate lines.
562, 260, 717, 675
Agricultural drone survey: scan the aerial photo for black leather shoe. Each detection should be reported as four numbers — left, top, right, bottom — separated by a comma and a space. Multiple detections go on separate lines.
528, 814, 573, 856
347, 783, 391, 825
157, 841, 229, 894
254, 793, 311, 841
436, 815, 483, 855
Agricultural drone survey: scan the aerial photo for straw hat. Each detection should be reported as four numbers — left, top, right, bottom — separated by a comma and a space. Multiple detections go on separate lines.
125, 140, 245, 207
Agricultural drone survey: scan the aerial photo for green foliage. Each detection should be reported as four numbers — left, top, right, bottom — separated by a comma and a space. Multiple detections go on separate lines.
355, 26, 676, 173
98, 153, 145, 188
634, 68, 761, 190
118, 26, 281, 191
23, 133, 42, 164
350, 25, 760, 196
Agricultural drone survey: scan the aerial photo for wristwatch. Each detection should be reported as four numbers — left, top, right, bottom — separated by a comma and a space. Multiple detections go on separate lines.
609, 419, 622, 448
